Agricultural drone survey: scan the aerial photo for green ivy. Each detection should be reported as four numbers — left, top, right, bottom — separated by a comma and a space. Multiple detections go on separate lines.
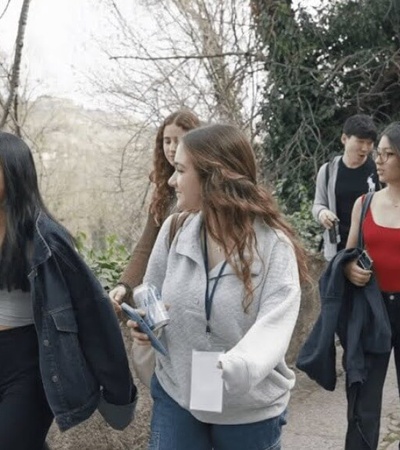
75, 232, 131, 290
253, 0, 400, 210
275, 180, 322, 252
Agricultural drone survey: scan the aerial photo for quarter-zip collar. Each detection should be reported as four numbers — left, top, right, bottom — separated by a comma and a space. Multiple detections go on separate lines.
174, 212, 204, 267
174, 212, 264, 277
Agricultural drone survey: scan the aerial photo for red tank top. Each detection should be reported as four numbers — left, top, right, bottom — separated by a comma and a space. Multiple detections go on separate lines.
363, 207, 400, 292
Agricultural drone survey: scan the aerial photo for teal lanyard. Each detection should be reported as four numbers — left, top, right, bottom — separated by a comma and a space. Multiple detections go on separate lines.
203, 227, 227, 334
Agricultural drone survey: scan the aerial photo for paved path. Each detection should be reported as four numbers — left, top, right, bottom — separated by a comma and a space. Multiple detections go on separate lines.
283, 355, 400, 450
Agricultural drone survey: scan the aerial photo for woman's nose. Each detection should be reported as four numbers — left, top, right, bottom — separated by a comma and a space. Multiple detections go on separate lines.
168, 171, 177, 187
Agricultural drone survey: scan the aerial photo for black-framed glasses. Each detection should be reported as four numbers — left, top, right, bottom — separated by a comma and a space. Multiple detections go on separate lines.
373, 147, 395, 163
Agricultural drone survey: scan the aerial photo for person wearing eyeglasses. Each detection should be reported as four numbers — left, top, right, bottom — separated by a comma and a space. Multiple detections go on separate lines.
343, 122, 400, 449
312, 114, 380, 261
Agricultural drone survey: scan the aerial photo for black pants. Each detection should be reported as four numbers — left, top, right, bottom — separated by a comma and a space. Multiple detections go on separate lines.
345, 293, 400, 450
0, 325, 53, 450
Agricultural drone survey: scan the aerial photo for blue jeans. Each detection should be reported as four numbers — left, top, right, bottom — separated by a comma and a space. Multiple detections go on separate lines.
148, 375, 286, 450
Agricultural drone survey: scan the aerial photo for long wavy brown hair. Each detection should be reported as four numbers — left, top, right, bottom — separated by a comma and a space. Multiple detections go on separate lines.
182, 124, 310, 311
149, 110, 201, 225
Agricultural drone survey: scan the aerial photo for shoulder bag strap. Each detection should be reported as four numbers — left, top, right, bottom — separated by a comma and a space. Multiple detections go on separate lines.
357, 192, 374, 249
168, 212, 190, 248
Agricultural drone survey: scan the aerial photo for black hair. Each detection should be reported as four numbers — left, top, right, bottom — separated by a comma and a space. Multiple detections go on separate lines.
381, 122, 400, 156
0, 132, 51, 291
342, 114, 377, 141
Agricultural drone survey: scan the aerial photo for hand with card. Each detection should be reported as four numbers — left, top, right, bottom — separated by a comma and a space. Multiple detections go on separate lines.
127, 308, 151, 345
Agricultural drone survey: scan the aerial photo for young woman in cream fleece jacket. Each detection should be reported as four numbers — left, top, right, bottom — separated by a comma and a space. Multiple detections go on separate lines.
129, 124, 309, 450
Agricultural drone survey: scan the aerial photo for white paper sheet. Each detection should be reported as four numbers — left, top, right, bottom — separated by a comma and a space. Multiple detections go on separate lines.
189, 350, 223, 413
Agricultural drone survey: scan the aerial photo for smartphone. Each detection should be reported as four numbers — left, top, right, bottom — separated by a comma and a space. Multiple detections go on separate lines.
121, 303, 168, 356
328, 219, 341, 244
357, 250, 373, 270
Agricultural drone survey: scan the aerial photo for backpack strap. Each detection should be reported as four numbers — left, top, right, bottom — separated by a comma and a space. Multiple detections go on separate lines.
168, 212, 190, 248
325, 162, 330, 190
317, 162, 331, 253
357, 192, 374, 249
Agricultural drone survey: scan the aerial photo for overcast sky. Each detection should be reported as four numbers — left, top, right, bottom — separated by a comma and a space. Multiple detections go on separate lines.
0, 0, 322, 110
0, 0, 120, 106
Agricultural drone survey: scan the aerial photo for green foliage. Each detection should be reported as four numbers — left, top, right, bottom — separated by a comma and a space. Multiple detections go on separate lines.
253, 0, 400, 210
75, 232, 130, 290
275, 180, 322, 252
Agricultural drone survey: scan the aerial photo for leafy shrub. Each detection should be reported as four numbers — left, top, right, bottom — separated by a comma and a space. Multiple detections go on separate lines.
75, 232, 131, 290
275, 180, 322, 252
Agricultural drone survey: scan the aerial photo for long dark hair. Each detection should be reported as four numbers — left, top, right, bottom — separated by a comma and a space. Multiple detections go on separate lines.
0, 132, 50, 291
182, 124, 310, 310
149, 110, 200, 225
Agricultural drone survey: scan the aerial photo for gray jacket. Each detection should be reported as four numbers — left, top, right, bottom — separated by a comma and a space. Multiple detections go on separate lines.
144, 212, 301, 425
312, 156, 341, 261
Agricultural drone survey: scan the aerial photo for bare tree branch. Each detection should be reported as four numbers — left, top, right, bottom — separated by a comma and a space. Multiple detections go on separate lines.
109, 51, 257, 61
93, 0, 264, 134
0, 0, 11, 21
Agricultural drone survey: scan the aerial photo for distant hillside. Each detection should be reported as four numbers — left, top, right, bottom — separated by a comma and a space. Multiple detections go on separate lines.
24, 96, 154, 246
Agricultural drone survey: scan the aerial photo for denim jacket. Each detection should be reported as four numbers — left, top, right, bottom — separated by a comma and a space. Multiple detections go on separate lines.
28, 212, 137, 431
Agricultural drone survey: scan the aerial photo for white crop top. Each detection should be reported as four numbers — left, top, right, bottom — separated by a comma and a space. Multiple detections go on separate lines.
0, 289, 33, 327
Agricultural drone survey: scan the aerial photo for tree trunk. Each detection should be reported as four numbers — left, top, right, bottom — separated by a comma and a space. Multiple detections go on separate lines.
0, 0, 31, 130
